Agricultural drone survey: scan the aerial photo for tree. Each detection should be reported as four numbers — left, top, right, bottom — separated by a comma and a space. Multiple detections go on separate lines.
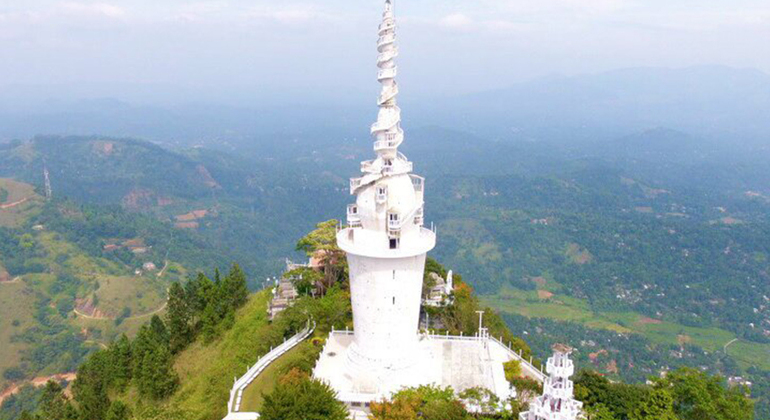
38, 380, 77, 420
503, 360, 522, 382
586, 404, 618, 420
18, 412, 35, 420
370, 385, 469, 420
224, 263, 249, 309
73, 354, 111, 420
166, 282, 192, 353
630, 388, 677, 420
200, 302, 220, 343
657, 368, 754, 420
110, 335, 133, 390
574, 370, 650, 420
106, 401, 131, 420
260, 369, 348, 420
138, 345, 178, 399
295, 220, 348, 293
149, 315, 170, 347
184, 272, 215, 323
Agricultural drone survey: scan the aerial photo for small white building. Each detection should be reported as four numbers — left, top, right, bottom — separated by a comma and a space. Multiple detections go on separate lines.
423, 270, 454, 307
519, 344, 583, 420
268, 277, 299, 321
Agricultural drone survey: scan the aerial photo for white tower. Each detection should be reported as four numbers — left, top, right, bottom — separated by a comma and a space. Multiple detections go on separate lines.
337, 0, 436, 385
519, 344, 583, 420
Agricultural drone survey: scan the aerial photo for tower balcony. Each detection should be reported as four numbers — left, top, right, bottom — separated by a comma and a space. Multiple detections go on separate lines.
544, 378, 574, 400
378, 21, 395, 35
350, 178, 363, 195
413, 206, 424, 226
360, 160, 376, 173
377, 33, 396, 50
374, 132, 402, 152
347, 204, 362, 228
377, 48, 399, 66
377, 67, 397, 81
546, 357, 575, 378
371, 113, 399, 134
382, 159, 412, 176
410, 175, 424, 201
377, 84, 399, 106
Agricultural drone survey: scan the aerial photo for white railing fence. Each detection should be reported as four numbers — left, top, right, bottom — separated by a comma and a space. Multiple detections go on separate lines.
489, 335, 547, 383
226, 320, 316, 416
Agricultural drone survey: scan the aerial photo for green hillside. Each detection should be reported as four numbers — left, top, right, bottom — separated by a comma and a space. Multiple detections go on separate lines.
0, 136, 347, 284
0, 184, 191, 395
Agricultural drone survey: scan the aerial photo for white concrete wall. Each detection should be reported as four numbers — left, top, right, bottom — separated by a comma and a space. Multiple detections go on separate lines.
346, 252, 426, 370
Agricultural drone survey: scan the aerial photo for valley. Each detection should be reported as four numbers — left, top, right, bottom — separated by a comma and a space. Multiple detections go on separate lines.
1, 129, 770, 417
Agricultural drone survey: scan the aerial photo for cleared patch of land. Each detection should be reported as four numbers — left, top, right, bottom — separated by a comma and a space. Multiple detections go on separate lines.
0, 178, 42, 227
91, 275, 166, 318
566, 243, 593, 264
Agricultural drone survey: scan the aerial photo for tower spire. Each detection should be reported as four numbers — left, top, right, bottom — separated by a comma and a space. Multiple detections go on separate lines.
371, 0, 404, 163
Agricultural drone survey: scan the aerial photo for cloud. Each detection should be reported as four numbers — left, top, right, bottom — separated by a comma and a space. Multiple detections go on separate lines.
246, 5, 338, 25
60, 2, 127, 18
439, 13, 475, 31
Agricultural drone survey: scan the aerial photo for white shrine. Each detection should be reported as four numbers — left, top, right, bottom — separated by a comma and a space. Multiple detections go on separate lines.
519, 344, 583, 420
311, 1, 545, 417
223, 2, 550, 419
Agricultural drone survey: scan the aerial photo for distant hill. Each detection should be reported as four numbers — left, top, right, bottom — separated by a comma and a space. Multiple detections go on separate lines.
1, 66, 769, 147
428, 66, 770, 143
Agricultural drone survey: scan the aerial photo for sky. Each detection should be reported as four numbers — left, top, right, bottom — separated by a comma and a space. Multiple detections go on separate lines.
0, 0, 768, 104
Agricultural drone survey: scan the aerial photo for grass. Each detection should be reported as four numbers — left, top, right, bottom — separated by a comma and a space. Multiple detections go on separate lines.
238, 341, 311, 413
167, 291, 271, 420
483, 284, 770, 371
0, 281, 37, 390
93, 275, 166, 317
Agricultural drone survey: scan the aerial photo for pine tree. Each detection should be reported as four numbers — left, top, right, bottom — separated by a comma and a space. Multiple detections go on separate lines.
226, 263, 249, 309
139, 345, 178, 399
39, 380, 77, 420
200, 302, 219, 343
185, 272, 215, 326
149, 315, 170, 347
73, 356, 111, 420
110, 335, 133, 390
166, 282, 192, 354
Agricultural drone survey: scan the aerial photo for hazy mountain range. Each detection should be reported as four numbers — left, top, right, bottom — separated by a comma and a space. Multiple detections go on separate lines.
1, 66, 768, 147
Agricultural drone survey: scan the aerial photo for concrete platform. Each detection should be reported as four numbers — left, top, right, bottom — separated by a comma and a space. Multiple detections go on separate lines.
313, 331, 522, 413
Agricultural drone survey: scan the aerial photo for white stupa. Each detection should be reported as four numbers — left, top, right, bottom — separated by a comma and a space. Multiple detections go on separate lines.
222, 3, 547, 419
519, 344, 583, 420
312, 1, 547, 417
337, 0, 436, 377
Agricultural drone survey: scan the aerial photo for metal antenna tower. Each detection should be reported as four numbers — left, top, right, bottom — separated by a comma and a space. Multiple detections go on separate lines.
43, 162, 52, 200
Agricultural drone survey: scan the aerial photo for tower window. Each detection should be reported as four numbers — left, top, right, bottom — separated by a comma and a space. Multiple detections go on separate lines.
389, 238, 399, 249
392, 297, 395, 305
